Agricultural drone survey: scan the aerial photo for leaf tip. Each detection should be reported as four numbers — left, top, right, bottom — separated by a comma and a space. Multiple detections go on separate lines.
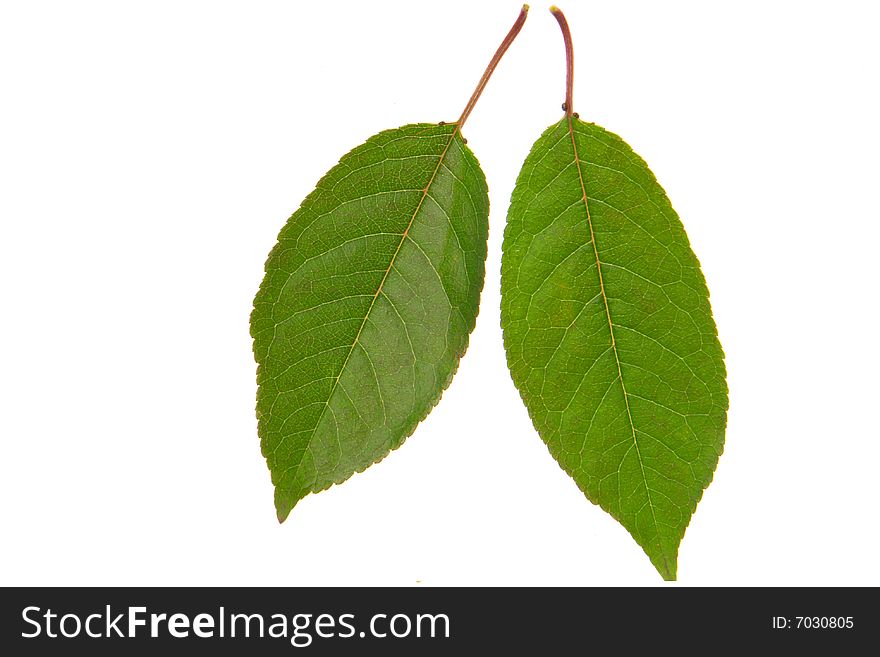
522, 4, 530, 13
274, 493, 296, 524
653, 552, 678, 581
549, 5, 561, 14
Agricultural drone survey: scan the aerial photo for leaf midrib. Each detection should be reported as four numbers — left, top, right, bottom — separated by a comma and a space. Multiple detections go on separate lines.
566, 117, 668, 577
293, 126, 460, 485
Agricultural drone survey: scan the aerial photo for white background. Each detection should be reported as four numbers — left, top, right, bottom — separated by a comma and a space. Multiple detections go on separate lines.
1, 0, 878, 586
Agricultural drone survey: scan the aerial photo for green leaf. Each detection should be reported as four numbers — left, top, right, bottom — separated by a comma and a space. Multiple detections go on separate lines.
252, 123, 488, 521
501, 116, 728, 579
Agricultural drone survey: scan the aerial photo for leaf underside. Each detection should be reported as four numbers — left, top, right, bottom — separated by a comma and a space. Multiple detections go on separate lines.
252, 123, 489, 522
501, 117, 728, 580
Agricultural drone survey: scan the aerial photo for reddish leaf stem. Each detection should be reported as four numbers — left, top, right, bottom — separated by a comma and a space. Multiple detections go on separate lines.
456, 5, 529, 131
550, 6, 574, 116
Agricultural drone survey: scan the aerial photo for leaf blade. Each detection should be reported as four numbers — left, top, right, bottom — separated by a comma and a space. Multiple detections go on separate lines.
501, 117, 727, 579
252, 123, 488, 521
